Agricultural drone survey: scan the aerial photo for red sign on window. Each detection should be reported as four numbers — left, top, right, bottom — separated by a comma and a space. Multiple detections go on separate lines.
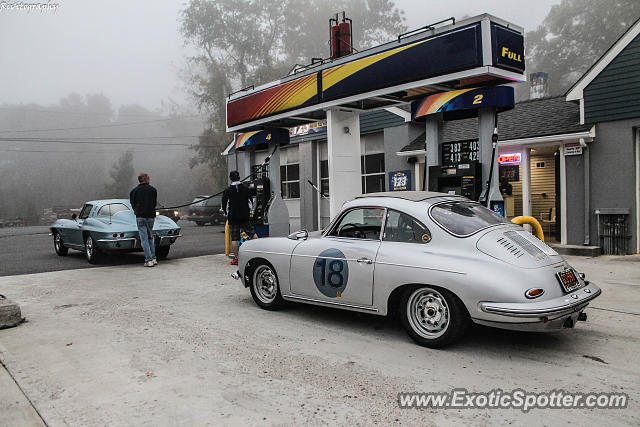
498, 153, 522, 164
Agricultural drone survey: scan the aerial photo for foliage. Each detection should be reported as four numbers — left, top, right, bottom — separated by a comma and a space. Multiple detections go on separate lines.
525, 0, 640, 96
180, 0, 406, 188
104, 150, 135, 198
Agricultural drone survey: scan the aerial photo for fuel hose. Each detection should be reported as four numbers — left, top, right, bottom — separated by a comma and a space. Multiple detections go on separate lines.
158, 143, 278, 210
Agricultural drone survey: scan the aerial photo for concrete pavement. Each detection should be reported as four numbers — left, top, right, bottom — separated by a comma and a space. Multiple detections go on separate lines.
0, 254, 638, 425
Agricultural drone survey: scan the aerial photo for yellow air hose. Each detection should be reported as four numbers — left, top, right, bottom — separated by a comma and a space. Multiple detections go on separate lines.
225, 221, 231, 256
510, 216, 545, 242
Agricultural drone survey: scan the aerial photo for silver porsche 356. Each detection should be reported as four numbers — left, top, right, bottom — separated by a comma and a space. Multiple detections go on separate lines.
235, 192, 601, 348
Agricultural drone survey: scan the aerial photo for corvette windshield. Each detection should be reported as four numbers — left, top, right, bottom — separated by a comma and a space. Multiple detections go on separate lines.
430, 201, 508, 236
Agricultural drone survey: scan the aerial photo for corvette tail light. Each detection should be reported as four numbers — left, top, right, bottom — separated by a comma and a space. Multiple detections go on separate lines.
120, 233, 124, 237
525, 288, 545, 299
112, 233, 117, 238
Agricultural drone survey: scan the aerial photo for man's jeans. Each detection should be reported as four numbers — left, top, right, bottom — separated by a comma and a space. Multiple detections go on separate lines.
136, 217, 155, 262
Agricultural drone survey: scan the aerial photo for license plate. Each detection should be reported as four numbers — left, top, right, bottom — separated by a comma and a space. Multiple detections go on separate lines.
556, 269, 581, 292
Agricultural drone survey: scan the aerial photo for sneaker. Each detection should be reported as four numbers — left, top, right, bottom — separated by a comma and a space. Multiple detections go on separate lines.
144, 261, 154, 267
152, 259, 158, 266
230, 259, 238, 265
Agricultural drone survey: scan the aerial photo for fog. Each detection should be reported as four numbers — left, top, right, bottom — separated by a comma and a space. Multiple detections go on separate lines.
0, 0, 561, 225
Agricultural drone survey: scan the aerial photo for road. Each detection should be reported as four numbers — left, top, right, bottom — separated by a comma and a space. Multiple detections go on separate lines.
0, 222, 227, 277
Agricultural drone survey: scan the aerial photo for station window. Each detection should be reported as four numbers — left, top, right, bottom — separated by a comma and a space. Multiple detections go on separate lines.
320, 160, 329, 196
280, 146, 300, 199
318, 141, 329, 197
361, 134, 385, 194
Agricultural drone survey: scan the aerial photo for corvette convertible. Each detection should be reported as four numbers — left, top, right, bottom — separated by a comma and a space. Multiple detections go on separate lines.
50, 199, 181, 264
235, 191, 601, 348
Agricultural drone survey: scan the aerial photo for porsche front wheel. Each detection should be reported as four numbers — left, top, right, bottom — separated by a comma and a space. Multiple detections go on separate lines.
249, 261, 284, 310
401, 286, 469, 348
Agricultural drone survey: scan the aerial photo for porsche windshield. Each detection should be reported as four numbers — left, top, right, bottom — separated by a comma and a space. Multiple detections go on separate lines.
430, 201, 508, 237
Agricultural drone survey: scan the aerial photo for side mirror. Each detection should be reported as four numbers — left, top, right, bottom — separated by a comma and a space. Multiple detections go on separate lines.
71, 214, 77, 220
288, 230, 308, 240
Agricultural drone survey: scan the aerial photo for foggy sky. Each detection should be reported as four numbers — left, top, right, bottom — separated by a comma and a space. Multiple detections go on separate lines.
0, 0, 561, 110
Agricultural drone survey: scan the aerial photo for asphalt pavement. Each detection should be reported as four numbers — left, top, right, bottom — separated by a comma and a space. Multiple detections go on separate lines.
0, 222, 226, 277
0, 254, 639, 425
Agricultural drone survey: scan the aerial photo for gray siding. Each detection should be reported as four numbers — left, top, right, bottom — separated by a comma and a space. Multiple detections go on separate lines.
360, 110, 405, 133
564, 153, 586, 245
588, 118, 640, 254
584, 34, 640, 123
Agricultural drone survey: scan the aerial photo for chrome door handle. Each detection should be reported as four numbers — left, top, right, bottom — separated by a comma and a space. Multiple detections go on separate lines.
356, 257, 372, 264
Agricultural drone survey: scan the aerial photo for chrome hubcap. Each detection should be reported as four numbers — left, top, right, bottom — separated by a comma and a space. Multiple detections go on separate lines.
253, 265, 277, 303
86, 238, 93, 259
407, 288, 450, 339
54, 234, 61, 250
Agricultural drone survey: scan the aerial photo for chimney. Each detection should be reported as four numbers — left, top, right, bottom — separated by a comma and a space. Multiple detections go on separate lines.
529, 72, 549, 99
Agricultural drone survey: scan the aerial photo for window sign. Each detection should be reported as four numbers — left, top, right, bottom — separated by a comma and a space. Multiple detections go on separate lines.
389, 170, 412, 191
498, 152, 522, 164
564, 143, 583, 156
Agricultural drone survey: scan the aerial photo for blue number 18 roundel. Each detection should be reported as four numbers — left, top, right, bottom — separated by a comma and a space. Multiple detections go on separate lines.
312, 248, 349, 298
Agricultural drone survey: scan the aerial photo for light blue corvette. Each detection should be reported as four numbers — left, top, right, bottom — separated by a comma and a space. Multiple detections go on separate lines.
50, 199, 182, 264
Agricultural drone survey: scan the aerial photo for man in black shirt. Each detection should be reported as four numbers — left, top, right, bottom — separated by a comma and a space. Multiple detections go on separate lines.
130, 173, 158, 267
222, 170, 258, 265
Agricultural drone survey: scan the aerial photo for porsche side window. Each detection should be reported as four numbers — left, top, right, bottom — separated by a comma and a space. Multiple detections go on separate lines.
383, 210, 431, 244
79, 204, 93, 219
329, 208, 384, 240
430, 200, 508, 237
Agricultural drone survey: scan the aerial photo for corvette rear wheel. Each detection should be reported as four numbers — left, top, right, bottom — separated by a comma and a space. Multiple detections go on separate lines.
84, 235, 102, 264
156, 245, 170, 260
53, 231, 68, 256
249, 261, 284, 310
401, 286, 469, 348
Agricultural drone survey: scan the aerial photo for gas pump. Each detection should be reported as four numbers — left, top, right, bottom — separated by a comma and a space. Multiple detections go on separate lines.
246, 164, 271, 237
428, 139, 483, 200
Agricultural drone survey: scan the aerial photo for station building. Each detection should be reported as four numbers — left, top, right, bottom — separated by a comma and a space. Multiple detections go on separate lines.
225, 17, 640, 255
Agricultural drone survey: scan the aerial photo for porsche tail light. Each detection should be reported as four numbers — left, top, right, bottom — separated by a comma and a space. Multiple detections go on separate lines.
525, 288, 545, 299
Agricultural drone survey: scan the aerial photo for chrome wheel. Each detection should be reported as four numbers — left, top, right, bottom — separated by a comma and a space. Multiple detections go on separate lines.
406, 288, 450, 339
54, 234, 61, 251
85, 236, 94, 260
252, 265, 278, 304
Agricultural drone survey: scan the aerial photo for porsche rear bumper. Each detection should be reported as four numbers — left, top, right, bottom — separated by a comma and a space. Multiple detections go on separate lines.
475, 282, 601, 331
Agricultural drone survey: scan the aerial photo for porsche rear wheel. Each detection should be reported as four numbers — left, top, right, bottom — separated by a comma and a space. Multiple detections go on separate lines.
401, 286, 469, 348
84, 235, 102, 264
53, 231, 68, 256
249, 261, 284, 310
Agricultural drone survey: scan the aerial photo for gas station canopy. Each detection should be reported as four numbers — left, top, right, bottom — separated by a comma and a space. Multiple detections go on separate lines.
226, 14, 525, 133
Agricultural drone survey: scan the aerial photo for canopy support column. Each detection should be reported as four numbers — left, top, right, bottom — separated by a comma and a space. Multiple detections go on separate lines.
327, 109, 362, 219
